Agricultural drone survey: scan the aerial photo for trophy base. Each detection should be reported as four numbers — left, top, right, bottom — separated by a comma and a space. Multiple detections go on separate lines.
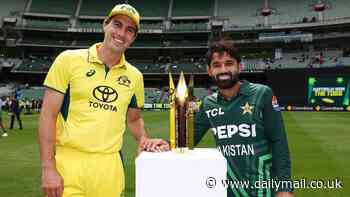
136, 148, 227, 197
172, 147, 189, 153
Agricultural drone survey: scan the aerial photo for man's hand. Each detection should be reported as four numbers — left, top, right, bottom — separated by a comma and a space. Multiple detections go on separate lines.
41, 167, 64, 197
276, 192, 294, 197
138, 136, 170, 154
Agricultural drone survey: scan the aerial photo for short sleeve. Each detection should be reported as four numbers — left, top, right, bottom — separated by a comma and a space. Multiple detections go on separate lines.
129, 73, 144, 108
43, 51, 71, 94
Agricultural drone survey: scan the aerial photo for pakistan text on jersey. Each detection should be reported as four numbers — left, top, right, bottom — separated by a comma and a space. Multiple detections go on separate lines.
89, 101, 117, 112
212, 124, 256, 139
218, 144, 255, 157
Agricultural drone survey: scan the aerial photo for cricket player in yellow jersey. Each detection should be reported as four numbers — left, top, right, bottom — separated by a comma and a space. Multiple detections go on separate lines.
38, 4, 169, 197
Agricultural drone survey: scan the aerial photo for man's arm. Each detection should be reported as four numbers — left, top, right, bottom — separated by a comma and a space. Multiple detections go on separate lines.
38, 88, 64, 197
127, 108, 169, 153
263, 86, 293, 195
127, 108, 148, 142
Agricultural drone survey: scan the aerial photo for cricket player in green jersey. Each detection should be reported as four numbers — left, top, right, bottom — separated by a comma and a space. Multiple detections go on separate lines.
194, 39, 294, 197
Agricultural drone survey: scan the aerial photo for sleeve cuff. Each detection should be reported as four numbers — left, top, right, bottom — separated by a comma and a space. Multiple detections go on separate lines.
43, 85, 66, 94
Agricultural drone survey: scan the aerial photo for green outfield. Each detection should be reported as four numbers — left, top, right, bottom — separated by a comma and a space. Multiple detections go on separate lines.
0, 111, 348, 197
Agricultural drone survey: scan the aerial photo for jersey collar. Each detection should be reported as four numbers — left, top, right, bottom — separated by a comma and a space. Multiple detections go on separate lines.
238, 80, 251, 96
88, 42, 127, 69
216, 80, 251, 103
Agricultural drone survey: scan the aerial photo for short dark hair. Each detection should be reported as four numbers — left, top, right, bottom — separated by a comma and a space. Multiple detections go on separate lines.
206, 39, 241, 66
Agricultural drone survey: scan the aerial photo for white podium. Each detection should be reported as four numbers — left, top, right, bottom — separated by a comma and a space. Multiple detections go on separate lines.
135, 148, 227, 197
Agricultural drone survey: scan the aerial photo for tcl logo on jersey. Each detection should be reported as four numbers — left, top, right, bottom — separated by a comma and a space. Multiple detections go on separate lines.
205, 108, 224, 118
212, 124, 256, 139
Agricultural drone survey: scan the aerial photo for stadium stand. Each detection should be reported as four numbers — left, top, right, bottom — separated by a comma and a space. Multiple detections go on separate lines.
1, 0, 350, 76
79, 0, 125, 16
140, 22, 164, 31
11, 56, 51, 73
0, 84, 15, 97
218, 0, 350, 26
313, 0, 350, 19
268, 0, 314, 25
78, 20, 102, 29
20, 86, 44, 100
145, 88, 162, 103
0, 58, 21, 68
218, 0, 260, 27
128, 0, 169, 17
23, 18, 70, 29
131, 39, 162, 47
170, 21, 209, 31
28, 0, 78, 15
339, 57, 350, 65
172, 0, 213, 16
0, 0, 26, 17
193, 87, 209, 100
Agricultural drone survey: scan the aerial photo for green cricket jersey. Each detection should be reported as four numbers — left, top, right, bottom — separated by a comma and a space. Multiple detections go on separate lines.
194, 80, 292, 197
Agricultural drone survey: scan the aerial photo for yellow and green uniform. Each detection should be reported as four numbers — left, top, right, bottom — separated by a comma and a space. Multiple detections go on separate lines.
195, 80, 292, 197
44, 43, 144, 197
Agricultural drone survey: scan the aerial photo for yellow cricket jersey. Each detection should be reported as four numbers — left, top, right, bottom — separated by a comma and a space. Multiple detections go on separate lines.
44, 43, 144, 153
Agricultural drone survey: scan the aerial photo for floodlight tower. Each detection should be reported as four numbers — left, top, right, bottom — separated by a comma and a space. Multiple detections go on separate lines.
257, 0, 279, 26
310, 0, 331, 22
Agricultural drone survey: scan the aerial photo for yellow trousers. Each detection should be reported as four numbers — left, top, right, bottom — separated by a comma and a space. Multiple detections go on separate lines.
55, 147, 125, 197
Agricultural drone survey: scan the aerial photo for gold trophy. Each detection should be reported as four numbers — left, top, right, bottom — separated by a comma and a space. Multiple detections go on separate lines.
169, 72, 195, 153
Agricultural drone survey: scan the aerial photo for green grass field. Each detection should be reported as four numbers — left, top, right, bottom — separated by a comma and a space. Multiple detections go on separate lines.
0, 111, 349, 196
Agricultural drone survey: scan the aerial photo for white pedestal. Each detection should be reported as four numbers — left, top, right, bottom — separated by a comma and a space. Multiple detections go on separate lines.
135, 148, 227, 197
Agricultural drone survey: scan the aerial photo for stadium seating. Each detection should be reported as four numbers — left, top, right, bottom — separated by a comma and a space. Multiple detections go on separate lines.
172, 0, 213, 16
339, 57, 350, 66
12, 57, 51, 73
268, 0, 314, 25
145, 88, 162, 103
193, 88, 209, 100
29, 0, 77, 15
79, 0, 125, 16
0, 84, 14, 97
169, 63, 205, 73
325, 0, 350, 19
158, 87, 209, 103
9, 50, 348, 75
20, 87, 44, 100
218, 0, 350, 26
128, 0, 169, 17
24, 18, 70, 29
1, 0, 349, 28
78, 20, 103, 29
141, 22, 164, 30
217, 0, 260, 26
0, 0, 26, 17
0, 58, 22, 68
170, 22, 209, 31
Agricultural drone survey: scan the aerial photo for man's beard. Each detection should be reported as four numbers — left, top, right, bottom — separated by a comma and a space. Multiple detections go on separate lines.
212, 72, 239, 89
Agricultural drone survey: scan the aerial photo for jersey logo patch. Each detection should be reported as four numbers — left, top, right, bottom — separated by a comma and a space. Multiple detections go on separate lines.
93, 85, 118, 103
272, 96, 280, 111
117, 75, 131, 87
86, 69, 96, 77
241, 102, 254, 115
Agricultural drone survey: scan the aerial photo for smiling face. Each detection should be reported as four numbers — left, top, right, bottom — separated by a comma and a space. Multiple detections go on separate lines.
208, 51, 241, 89
102, 14, 137, 54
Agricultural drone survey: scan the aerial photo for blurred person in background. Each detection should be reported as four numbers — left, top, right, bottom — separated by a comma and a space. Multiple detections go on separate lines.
9, 95, 23, 130
0, 97, 8, 137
